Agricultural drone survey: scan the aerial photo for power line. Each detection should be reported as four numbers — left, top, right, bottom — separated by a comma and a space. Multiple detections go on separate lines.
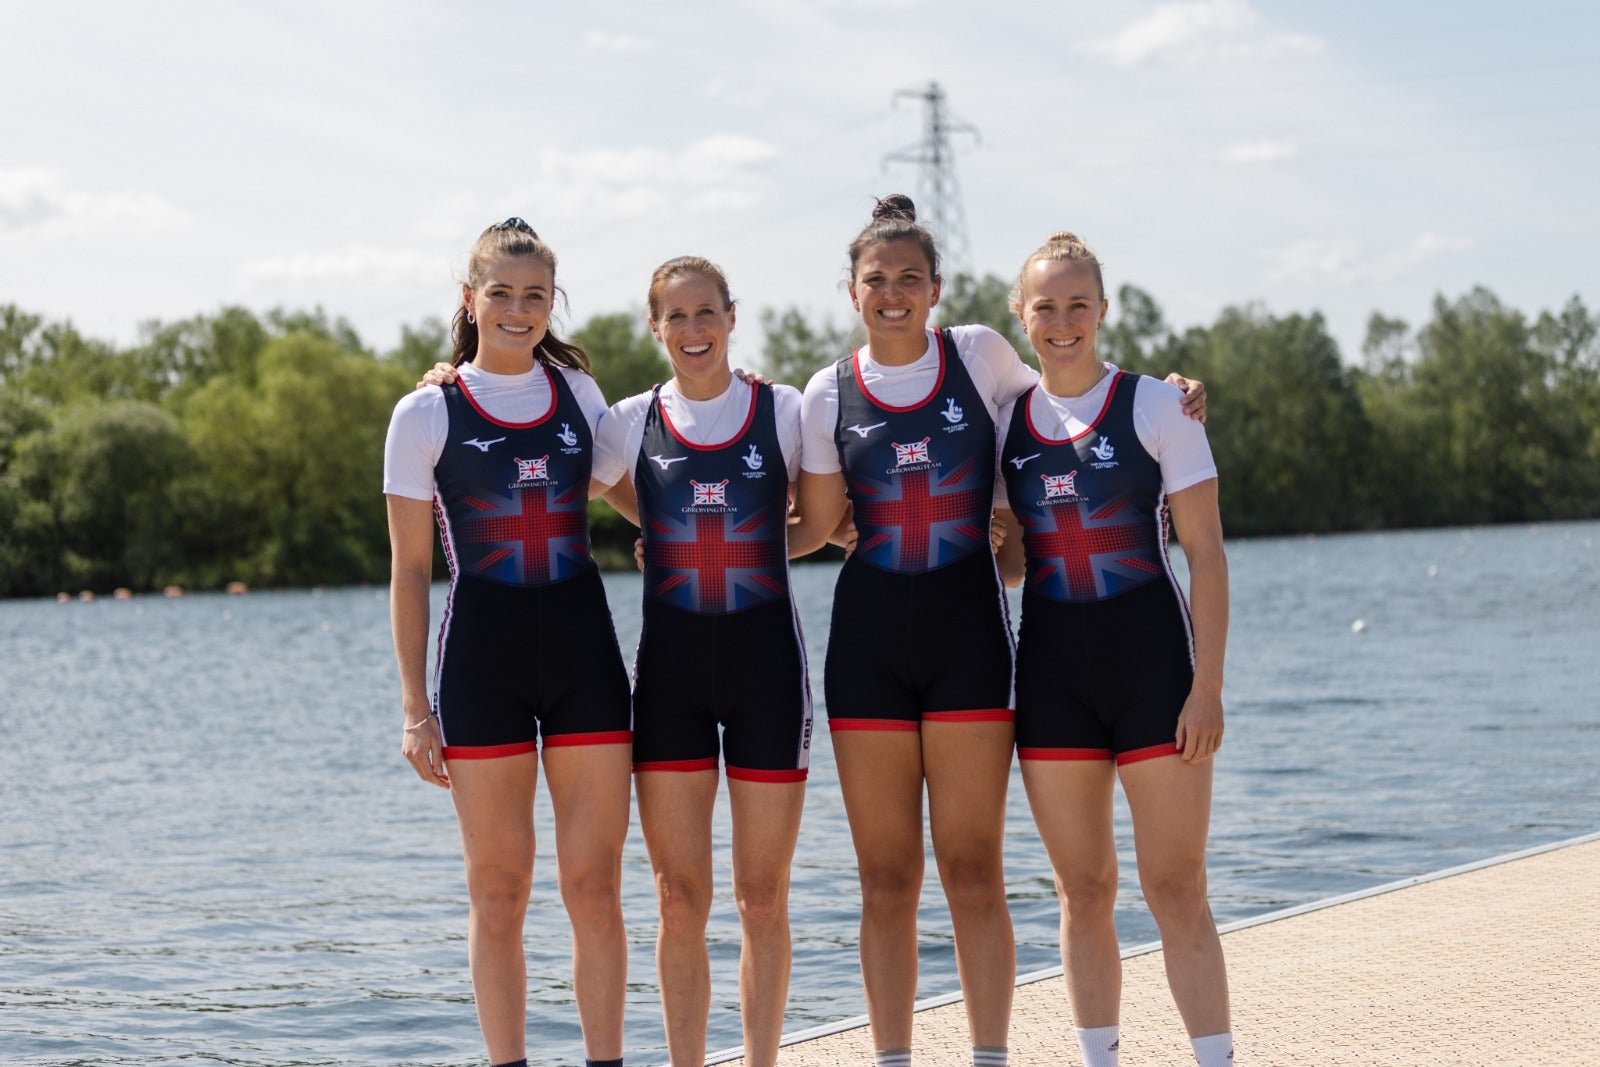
884, 81, 980, 278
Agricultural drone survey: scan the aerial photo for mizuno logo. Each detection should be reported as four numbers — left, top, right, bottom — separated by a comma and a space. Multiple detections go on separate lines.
845, 422, 887, 438
462, 437, 506, 452
1009, 453, 1041, 469
650, 455, 688, 470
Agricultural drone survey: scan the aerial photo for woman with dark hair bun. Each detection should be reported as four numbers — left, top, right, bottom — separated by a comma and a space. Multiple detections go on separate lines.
384, 219, 633, 1067
788, 196, 1205, 1067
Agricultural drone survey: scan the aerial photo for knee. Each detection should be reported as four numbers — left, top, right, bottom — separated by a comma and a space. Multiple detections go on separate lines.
655, 871, 712, 934
466, 863, 532, 932
936, 849, 1006, 913
558, 856, 621, 927
1055, 867, 1118, 923
734, 875, 789, 933
858, 851, 924, 914
1140, 866, 1212, 929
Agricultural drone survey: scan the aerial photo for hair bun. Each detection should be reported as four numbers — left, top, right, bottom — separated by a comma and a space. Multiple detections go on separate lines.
1047, 230, 1082, 245
872, 193, 918, 223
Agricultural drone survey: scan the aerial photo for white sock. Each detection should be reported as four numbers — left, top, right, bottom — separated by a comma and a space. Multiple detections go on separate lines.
973, 1046, 1008, 1067
875, 1049, 911, 1067
1191, 1031, 1234, 1066
1075, 1024, 1119, 1067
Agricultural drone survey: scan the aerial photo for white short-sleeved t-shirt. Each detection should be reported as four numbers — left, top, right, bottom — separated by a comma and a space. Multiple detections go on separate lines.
592, 377, 804, 488
993, 365, 1216, 509
799, 324, 1038, 475
382, 362, 609, 501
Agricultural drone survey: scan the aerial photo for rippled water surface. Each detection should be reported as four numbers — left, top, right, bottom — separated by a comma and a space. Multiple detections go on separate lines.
3, 521, 1598, 1065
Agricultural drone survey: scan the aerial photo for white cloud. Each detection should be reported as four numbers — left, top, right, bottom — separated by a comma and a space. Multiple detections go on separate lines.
583, 30, 652, 53
1088, 0, 1322, 66
1222, 139, 1297, 165
529, 135, 781, 217
0, 169, 189, 238
241, 246, 446, 287
1267, 232, 1477, 285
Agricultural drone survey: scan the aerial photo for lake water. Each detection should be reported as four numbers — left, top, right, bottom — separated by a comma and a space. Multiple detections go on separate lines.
3, 521, 1597, 1065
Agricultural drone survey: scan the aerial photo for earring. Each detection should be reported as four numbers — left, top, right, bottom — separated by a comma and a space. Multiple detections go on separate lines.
466, 309, 475, 325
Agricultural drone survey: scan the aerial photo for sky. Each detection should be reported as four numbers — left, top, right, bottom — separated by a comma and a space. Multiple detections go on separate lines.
2, 0, 1596, 368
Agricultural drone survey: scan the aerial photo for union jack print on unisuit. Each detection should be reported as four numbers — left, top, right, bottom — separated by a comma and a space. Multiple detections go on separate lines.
893, 437, 932, 466
1043, 472, 1077, 498
515, 455, 549, 482
692, 479, 730, 506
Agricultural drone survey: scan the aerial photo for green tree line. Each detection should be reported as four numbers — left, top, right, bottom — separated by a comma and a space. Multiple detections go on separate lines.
1, 281, 1596, 598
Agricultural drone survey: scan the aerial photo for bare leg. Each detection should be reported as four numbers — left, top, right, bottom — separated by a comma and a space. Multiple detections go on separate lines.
1020, 758, 1121, 1027
1119, 755, 1230, 1037
728, 778, 806, 1067
831, 728, 926, 1052
448, 752, 539, 1065
543, 742, 633, 1062
924, 720, 1016, 1048
636, 769, 719, 1066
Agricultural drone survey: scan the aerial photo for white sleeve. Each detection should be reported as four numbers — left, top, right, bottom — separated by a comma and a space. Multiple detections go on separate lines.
592, 390, 653, 488
992, 398, 1017, 510
1133, 378, 1217, 495
799, 364, 843, 475
562, 367, 609, 437
773, 385, 805, 482
952, 323, 1039, 414
382, 387, 448, 500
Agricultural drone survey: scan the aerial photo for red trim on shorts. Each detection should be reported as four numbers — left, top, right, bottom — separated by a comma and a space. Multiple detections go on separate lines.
924, 708, 1015, 724
442, 741, 537, 760
543, 730, 633, 748
827, 718, 919, 732
727, 766, 809, 783
1117, 742, 1181, 766
1017, 746, 1113, 762
634, 757, 719, 773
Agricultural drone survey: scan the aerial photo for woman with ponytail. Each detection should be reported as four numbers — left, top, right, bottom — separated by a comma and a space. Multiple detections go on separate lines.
787, 196, 1204, 1067
383, 219, 633, 1067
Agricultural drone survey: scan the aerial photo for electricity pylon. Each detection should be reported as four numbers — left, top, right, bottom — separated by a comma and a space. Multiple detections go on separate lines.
884, 81, 980, 279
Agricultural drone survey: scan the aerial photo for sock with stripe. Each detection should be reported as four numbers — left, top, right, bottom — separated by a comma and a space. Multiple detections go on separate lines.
973, 1045, 1008, 1066
1075, 1024, 1120, 1067
875, 1049, 912, 1067
1190, 1031, 1234, 1066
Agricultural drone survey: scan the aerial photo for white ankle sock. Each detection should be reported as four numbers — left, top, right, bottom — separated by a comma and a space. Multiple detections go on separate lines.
875, 1049, 911, 1067
973, 1046, 1008, 1067
1075, 1024, 1120, 1067
1190, 1031, 1234, 1066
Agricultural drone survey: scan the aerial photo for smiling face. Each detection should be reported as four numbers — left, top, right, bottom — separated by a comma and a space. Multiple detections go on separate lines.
1018, 258, 1108, 372
848, 238, 941, 347
649, 271, 736, 397
464, 255, 554, 366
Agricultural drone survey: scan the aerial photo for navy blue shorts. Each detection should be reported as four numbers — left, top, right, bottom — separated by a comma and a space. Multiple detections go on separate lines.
631, 596, 812, 781
434, 567, 632, 759
1014, 578, 1194, 765
823, 549, 1015, 732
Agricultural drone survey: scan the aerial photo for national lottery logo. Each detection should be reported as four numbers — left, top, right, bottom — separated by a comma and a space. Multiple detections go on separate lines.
1090, 437, 1115, 462
515, 455, 550, 482
893, 437, 931, 467
1043, 471, 1077, 499
692, 479, 729, 506
557, 422, 579, 448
